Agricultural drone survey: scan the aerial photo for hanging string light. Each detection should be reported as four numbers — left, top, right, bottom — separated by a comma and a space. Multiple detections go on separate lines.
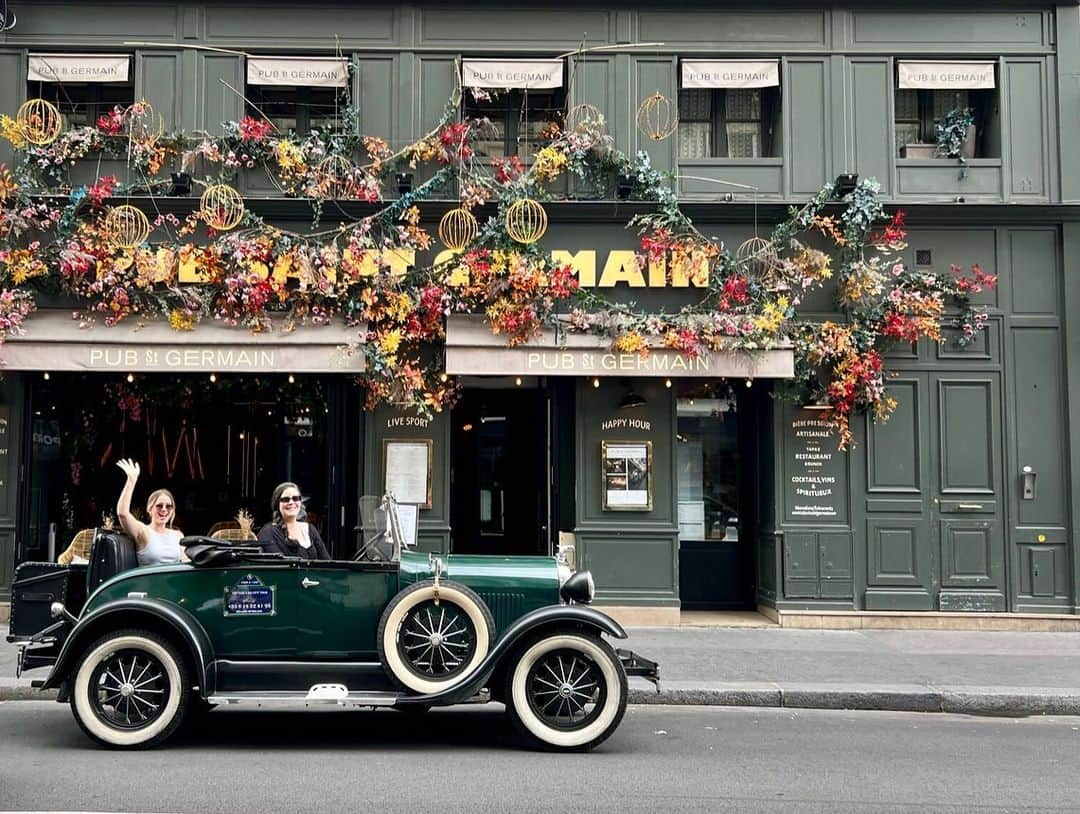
104, 204, 151, 249
199, 184, 246, 231
505, 197, 548, 244
636, 92, 678, 141
16, 98, 62, 145
438, 207, 478, 252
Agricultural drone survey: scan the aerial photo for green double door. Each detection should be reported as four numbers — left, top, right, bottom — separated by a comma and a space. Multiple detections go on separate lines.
858, 369, 1008, 611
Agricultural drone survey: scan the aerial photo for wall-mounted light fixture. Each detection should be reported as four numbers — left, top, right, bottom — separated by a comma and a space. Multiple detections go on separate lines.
833, 173, 859, 198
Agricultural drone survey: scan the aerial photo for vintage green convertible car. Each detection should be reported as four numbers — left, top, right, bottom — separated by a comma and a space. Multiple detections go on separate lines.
7, 498, 658, 751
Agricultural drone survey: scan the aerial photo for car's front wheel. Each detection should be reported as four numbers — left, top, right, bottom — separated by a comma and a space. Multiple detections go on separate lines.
70, 629, 189, 749
505, 632, 627, 752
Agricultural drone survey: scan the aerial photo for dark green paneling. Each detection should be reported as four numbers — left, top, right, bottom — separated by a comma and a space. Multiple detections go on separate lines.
0, 51, 24, 169
1005, 59, 1048, 199
363, 405, 450, 555
849, 58, 891, 196
850, 11, 1047, 49
419, 7, 611, 47
1057, 10, 1080, 203
786, 58, 829, 196
633, 58, 675, 176
136, 50, 183, 132
418, 56, 455, 132
198, 54, 244, 135
569, 57, 616, 147
897, 163, 1003, 199
8, 3, 179, 40
637, 10, 827, 47
1010, 230, 1060, 315
356, 56, 396, 141
573, 378, 678, 605
204, 4, 395, 45
0, 377, 21, 600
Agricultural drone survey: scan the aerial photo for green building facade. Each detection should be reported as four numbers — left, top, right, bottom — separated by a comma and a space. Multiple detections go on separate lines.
0, 1, 1077, 624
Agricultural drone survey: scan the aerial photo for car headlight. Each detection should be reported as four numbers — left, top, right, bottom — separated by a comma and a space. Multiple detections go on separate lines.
559, 570, 595, 604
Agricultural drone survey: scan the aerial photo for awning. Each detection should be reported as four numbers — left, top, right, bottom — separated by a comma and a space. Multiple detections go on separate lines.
2, 311, 366, 373
462, 59, 564, 90
897, 61, 995, 90
681, 59, 780, 89
445, 315, 794, 378
28, 53, 130, 83
247, 56, 349, 88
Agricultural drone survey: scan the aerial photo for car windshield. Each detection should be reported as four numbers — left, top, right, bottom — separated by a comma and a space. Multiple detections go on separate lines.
357, 495, 410, 562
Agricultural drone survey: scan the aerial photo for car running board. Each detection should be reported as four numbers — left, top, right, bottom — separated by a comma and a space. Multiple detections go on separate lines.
208, 684, 403, 708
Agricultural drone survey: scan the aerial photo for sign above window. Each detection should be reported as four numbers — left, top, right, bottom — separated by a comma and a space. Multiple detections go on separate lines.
462, 59, 564, 90
897, 61, 995, 90
681, 60, 779, 89
247, 56, 349, 88
28, 54, 130, 83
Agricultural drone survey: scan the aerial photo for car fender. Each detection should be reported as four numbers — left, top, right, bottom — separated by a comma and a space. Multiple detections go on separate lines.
40, 598, 215, 696
396, 604, 626, 707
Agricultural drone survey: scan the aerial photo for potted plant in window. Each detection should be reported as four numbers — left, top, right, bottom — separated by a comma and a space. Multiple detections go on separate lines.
935, 107, 976, 160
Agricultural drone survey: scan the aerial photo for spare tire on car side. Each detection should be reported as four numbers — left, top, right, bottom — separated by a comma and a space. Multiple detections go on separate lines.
377, 579, 495, 695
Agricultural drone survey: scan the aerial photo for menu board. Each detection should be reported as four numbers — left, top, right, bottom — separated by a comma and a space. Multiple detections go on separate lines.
784, 407, 848, 524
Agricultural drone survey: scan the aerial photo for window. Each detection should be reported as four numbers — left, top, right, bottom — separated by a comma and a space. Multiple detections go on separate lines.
464, 89, 565, 159
29, 80, 134, 129
676, 397, 739, 543
894, 89, 997, 158
246, 86, 344, 136
678, 87, 780, 159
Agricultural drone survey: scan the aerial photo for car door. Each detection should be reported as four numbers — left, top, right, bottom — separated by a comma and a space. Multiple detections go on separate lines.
293, 560, 399, 659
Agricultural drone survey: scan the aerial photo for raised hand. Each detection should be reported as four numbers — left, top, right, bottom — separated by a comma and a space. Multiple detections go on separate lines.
116, 458, 141, 480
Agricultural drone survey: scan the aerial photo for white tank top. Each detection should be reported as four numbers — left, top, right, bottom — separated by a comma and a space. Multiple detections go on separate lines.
138, 527, 181, 566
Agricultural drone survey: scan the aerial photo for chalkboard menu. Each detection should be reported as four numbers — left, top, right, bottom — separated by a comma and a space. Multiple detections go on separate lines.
783, 406, 848, 525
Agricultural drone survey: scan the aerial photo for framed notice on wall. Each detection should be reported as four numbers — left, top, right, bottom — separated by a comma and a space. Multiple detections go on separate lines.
383, 439, 433, 509
602, 441, 653, 511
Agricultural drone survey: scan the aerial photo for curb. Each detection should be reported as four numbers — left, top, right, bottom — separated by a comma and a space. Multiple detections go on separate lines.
5, 684, 1080, 716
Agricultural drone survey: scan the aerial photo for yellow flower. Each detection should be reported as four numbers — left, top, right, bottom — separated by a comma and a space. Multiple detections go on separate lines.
534, 146, 568, 182
379, 329, 402, 355
447, 264, 470, 287
613, 331, 649, 357
0, 116, 26, 149
168, 309, 195, 331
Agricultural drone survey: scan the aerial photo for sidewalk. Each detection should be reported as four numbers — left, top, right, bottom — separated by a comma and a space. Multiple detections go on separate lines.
4, 627, 1080, 715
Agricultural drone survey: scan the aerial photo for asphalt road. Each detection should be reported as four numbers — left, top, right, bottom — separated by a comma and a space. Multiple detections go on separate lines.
1, 702, 1078, 813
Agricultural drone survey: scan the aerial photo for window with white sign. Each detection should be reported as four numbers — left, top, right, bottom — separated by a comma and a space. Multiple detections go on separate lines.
246, 56, 350, 135
678, 60, 781, 160
676, 397, 739, 542
462, 59, 566, 159
893, 61, 999, 159
27, 53, 134, 129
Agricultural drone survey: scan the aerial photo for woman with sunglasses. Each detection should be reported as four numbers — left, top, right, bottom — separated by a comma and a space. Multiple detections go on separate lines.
258, 481, 330, 560
115, 458, 187, 565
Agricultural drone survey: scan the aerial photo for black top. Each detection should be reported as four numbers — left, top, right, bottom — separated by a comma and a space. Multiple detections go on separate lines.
257, 522, 331, 560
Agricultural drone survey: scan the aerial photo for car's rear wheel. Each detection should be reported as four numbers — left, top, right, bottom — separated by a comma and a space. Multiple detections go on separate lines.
70, 629, 189, 749
377, 579, 495, 694
505, 632, 627, 752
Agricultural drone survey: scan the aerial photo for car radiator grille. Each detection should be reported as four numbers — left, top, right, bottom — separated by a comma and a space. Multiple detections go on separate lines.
478, 591, 525, 631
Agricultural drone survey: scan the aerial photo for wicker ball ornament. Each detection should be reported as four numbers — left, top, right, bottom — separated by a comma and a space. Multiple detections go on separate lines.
313, 154, 356, 199
200, 184, 245, 231
566, 103, 606, 135
438, 207, 478, 252
505, 198, 548, 245
736, 236, 780, 276
636, 92, 678, 141
123, 101, 164, 145
105, 205, 151, 249
16, 98, 62, 145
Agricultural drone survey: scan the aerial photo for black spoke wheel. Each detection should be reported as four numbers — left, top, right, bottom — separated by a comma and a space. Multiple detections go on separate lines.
378, 580, 495, 694
524, 647, 608, 732
506, 633, 627, 752
397, 599, 478, 681
88, 647, 171, 730
70, 629, 190, 749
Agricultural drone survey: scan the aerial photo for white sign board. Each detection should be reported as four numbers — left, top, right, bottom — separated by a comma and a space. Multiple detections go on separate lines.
681, 60, 780, 89
462, 59, 564, 89
897, 61, 995, 90
247, 56, 349, 88
28, 54, 130, 83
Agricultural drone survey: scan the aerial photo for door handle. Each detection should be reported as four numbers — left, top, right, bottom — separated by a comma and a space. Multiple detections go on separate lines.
957, 503, 984, 510
301, 577, 320, 588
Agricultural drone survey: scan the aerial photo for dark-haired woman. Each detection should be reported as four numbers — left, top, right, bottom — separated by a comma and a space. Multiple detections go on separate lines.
257, 481, 331, 560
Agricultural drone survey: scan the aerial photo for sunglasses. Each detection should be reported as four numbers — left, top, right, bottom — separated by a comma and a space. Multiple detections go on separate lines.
279, 495, 302, 504
153, 502, 174, 510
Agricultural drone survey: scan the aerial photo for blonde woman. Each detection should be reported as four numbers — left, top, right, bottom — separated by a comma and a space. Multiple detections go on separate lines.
116, 458, 186, 565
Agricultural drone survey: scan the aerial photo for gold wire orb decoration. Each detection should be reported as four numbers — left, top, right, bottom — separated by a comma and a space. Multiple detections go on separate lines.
104, 204, 151, 249
313, 154, 357, 199
505, 197, 548, 245
636, 92, 678, 141
439, 207, 479, 252
123, 101, 164, 145
565, 103, 606, 135
736, 236, 780, 276
16, 98, 62, 145
199, 184, 246, 231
